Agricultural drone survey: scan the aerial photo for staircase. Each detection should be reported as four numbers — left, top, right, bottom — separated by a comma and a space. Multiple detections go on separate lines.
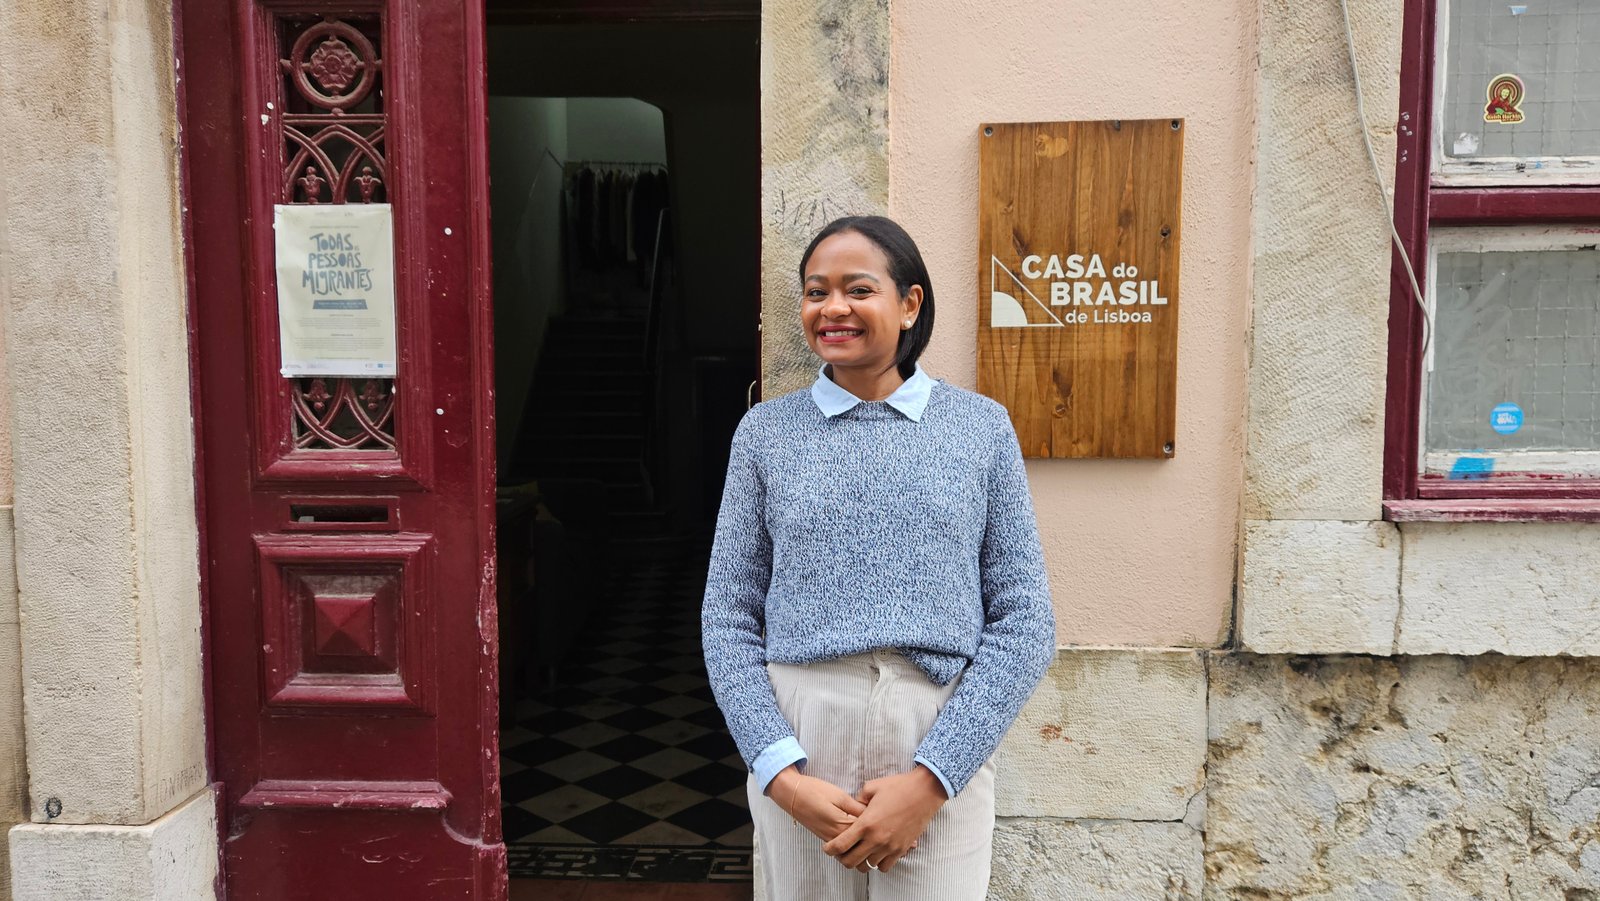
509, 311, 672, 544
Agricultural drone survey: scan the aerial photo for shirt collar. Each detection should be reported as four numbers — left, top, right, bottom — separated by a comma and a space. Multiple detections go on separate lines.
810, 363, 935, 422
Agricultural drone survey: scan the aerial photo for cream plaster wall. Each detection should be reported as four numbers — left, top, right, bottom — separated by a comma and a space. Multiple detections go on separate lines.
0, 0, 206, 836
889, 0, 1257, 647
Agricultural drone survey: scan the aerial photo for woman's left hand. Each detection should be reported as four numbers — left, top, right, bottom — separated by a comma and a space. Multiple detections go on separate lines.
821, 765, 946, 872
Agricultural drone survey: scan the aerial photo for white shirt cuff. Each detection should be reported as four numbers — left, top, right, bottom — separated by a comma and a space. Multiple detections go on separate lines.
913, 754, 955, 799
753, 736, 808, 795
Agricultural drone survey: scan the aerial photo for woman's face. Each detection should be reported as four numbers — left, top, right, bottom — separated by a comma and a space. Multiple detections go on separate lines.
801, 231, 923, 374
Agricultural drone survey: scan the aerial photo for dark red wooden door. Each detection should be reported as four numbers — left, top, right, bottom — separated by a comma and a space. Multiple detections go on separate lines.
181, 1, 504, 897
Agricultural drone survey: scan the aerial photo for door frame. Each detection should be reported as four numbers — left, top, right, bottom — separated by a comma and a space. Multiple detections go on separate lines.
180, 0, 772, 893
485, 0, 756, 26
179, 0, 503, 896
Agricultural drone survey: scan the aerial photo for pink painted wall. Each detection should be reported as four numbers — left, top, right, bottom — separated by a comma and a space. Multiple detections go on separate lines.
890, 0, 1257, 646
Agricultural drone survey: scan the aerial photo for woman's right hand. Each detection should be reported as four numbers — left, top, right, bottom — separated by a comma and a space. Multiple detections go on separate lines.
768, 766, 867, 842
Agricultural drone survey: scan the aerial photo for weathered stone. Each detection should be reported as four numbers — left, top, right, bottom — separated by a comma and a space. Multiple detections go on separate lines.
1241, 520, 1400, 655
8, 789, 216, 901
995, 650, 1206, 821
1245, 0, 1402, 520
1207, 653, 1600, 898
0, 508, 20, 901
1398, 522, 1600, 657
0, 0, 206, 828
760, 0, 889, 397
988, 818, 1202, 900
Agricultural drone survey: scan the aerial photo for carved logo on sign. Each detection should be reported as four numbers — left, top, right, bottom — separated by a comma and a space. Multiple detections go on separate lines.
990, 254, 1169, 328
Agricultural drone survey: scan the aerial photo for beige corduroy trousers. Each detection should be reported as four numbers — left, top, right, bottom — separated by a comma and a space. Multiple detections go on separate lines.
745, 648, 997, 901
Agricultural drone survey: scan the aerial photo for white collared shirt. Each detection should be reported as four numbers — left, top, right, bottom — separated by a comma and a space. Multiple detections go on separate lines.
809, 362, 935, 421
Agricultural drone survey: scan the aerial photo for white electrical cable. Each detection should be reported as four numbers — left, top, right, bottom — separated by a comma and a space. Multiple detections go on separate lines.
1340, 0, 1434, 357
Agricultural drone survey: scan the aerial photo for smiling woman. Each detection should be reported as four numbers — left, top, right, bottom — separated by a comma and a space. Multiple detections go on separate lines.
799, 216, 936, 403
701, 215, 1057, 901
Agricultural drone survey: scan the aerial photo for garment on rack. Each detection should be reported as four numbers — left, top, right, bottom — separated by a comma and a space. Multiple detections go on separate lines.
608, 170, 630, 265
630, 170, 669, 284
558, 163, 669, 276
574, 166, 597, 270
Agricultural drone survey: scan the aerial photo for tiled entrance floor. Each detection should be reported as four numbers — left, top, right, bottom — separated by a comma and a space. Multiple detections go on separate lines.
503, 550, 753, 882
510, 880, 752, 900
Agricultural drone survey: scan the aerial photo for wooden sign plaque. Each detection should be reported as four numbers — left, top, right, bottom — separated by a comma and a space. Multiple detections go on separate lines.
978, 119, 1183, 458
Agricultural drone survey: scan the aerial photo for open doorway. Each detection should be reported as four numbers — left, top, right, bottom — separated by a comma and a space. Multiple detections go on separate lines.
486, 11, 760, 896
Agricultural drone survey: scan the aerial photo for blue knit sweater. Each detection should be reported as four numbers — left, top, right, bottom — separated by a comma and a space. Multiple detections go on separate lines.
701, 368, 1056, 798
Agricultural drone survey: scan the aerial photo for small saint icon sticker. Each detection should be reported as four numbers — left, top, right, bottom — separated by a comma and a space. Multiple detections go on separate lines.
1484, 74, 1525, 124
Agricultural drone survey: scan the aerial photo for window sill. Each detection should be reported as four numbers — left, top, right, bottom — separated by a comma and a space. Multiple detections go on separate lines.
1383, 499, 1600, 523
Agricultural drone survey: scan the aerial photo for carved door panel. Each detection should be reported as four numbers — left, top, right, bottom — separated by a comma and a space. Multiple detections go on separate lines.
181, 2, 503, 897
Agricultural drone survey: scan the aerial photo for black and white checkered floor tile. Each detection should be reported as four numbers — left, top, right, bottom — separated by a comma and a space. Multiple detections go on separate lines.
501, 553, 754, 881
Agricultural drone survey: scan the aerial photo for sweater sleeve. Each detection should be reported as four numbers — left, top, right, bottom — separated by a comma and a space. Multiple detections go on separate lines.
701, 411, 801, 776
912, 410, 1056, 797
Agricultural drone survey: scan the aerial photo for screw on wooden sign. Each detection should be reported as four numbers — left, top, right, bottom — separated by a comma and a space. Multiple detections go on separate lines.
977, 119, 1183, 459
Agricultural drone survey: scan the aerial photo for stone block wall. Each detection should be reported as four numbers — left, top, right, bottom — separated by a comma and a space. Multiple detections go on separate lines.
1208, 654, 1600, 898
1245, 520, 1600, 659
9, 792, 217, 900
1231, 0, 1600, 898
989, 651, 1208, 899
988, 649, 1600, 897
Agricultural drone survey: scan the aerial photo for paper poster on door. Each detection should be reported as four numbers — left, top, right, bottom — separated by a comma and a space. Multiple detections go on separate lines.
274, 203, 397, 377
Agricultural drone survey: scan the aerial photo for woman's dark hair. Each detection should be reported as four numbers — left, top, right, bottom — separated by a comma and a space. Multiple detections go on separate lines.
798, 215, 935, 380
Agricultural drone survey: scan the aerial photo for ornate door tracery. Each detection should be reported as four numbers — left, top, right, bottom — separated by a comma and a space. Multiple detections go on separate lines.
182, 1, 503, 896
277, 15, 400, 453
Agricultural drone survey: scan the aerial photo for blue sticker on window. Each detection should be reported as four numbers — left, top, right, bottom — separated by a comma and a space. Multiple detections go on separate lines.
1449, 456, 1495, 479
1490, 402, 1523, 435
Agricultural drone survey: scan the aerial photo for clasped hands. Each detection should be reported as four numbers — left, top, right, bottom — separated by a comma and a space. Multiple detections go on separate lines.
768, 762, 947, 873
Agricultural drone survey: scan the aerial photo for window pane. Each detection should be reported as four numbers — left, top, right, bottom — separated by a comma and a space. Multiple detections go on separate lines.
1426, 246, 1600, 466
1441, 0, 1600, 162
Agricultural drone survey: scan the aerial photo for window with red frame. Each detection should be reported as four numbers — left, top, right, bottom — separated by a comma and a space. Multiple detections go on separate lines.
1385, 0, 1600, 516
